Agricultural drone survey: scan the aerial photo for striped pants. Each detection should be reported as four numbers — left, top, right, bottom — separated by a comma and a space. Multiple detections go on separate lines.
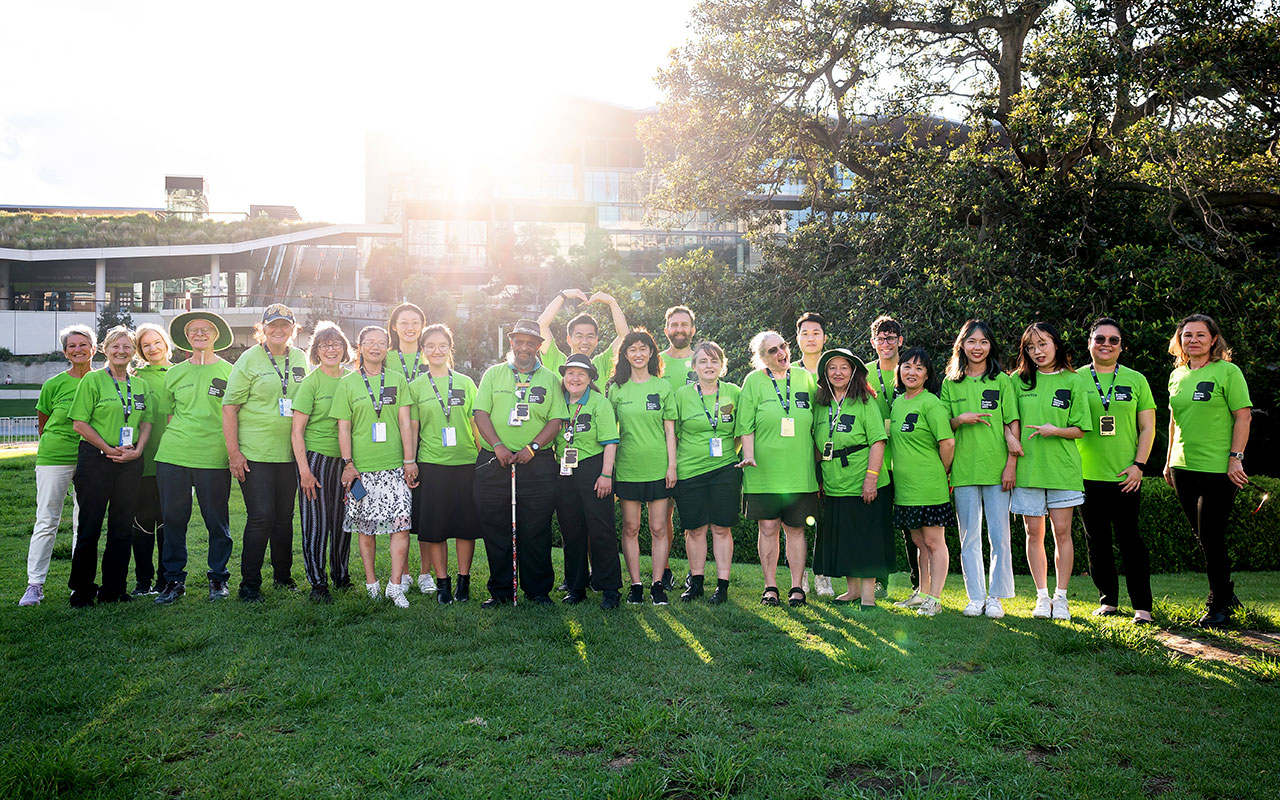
299, 451, 351, 588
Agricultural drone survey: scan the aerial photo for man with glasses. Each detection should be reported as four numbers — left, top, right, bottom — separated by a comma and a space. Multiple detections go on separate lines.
867, 315, 913, 598
536, 289, 629, 381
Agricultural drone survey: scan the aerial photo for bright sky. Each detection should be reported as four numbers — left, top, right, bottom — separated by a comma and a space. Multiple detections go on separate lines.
0, 0, 698, 223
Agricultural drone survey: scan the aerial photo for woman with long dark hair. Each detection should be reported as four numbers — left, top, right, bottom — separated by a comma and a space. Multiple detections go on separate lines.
608, 328, 677, 605
1011, 322, 1090, 621
941, 320, 1018, 618
387, 302, 437, 595
1164, 314, 1251, 628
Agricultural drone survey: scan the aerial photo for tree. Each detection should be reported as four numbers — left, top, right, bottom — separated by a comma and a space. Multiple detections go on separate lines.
96, 303, 134, 343
365, 245, 413, 303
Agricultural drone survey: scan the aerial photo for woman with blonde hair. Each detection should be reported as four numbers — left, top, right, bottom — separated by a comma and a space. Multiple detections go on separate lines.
129, 322, 174, 595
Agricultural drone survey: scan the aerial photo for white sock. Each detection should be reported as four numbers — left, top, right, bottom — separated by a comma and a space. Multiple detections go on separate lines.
1054, 588, 1068, 599
1037, 587, 1050, 599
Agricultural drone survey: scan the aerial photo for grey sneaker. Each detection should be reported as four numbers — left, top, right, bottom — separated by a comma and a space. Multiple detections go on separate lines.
814, 574, 835, 597
417, 573, 437, 594
18, 584, 43, 606
208, 580, 230, 601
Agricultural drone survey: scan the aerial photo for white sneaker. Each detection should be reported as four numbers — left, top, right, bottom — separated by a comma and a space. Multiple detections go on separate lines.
1051, 595, 1070, 620
962, 599, 985, 617
1032, 595, 1052, 619
366, 581, 381, 600
984, 597, 1005, 619
417, 573, 437, 594
814, 574, 834, 598
916, 596, 941, 617
386, 582, 410, 609
400, 574, 412, 591
894, 591, 924, 609
18, 584, 43, 606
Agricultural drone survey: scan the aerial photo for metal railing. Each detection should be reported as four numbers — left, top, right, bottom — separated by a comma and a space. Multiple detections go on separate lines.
0, 417, 38, 446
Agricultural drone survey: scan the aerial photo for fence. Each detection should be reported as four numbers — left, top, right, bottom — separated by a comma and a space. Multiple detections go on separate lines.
0, 417, 38, 446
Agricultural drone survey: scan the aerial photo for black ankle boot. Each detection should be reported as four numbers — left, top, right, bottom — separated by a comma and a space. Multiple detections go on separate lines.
708, 578, 729, 605
454, 574, 470, 603
437, 576, 453, 604
681, 574, 705, 602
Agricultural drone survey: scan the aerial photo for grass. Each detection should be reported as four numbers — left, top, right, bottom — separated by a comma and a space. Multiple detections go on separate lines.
1, 453, 1278, 799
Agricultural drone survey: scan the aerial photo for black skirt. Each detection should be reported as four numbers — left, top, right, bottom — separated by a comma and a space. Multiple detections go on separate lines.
415, 462, 478, 542
892, 501, 956, 530
814, 493, 892, 579
615, 478, 674, 502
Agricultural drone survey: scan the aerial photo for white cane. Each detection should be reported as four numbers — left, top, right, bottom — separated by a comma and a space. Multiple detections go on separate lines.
511, 463, 518, 606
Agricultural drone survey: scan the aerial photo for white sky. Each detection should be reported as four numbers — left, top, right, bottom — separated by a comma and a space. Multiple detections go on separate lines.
0, 0, 699, 222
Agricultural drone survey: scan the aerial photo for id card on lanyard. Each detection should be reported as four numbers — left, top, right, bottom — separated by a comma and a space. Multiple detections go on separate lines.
823, 393, 846, 461
362, 367, 388, 443
111, 372, 135, 447
1091, 366, 1117, 437
766, 368, 794, 437
429, 370, 457, 447
561, 391, 584, 473
509, 365, 535, 426
698, 383, 724, 457
265, 344, 293, 416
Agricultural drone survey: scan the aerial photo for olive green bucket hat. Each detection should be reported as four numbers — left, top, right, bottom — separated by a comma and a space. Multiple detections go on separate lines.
169, 310, 234, 352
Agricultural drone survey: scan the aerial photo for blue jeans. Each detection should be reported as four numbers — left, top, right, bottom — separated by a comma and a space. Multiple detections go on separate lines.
953, 484, 1014, 601
157, 462, 233, 584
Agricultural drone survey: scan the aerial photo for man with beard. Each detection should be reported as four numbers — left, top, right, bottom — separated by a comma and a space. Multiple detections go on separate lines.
659, 305, 696, 590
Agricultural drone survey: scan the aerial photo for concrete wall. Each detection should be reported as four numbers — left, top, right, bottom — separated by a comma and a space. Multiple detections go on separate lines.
0, 311, 165, 355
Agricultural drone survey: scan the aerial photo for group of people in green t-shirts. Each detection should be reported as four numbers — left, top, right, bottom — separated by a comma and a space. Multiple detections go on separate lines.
17, 298, 1253, 629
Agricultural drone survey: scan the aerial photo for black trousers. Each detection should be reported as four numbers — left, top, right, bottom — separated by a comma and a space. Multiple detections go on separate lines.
555, 453, 622, 594
132, 474, 164, 588
69, 441, 143, 600
239, 460, 298, 588
1171, 468, 1239, 610
474, 450, 557, 600
1080, 479, 1152, 611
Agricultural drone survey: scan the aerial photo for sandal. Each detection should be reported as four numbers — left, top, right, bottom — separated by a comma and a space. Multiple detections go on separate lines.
760, 586, 780, 606
788, 587, 807, 607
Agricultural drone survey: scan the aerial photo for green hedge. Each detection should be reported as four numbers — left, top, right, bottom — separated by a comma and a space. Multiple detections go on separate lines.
550, 476, 1280, 575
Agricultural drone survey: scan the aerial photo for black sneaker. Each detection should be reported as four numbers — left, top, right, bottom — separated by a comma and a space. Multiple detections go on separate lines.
437, 576, 454, 605
531, 595, 554, 606
563, 591, 586, 605
309, 585, 332, 604
661, 568, 675, 591
154, 581, 185, 605
131, 582, 155, 597
651, 581, 669, 606
601, 590, 621, 610
332, 577, 353, 591
69, 590, 95, 608
209, 580, 230, 601
152, 579, 167, 594
273, 580, 298, 592
454, 574, 471, 603
238, 585, 264, 603
709, 581, 729, 605
681, 575, 705, 602
481, 595, 511, 608
626, 583, 644, 604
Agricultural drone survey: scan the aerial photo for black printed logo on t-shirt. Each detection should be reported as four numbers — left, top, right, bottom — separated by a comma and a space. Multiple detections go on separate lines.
1051, 389, 1072, 409
208, 378, 227, 397
528, 386, 548, 404
900, 412, 919, 433
133, 393, 147, 411
685, 371, 696, 385
379, 386, 398, 404
794, 391, 811, 410
980, 389, 1000, 410
836, 413, 856, 433
447, 389, 466, 407
1192, 381, 1214, 402
1114, 385, 1133, 402
573, 413, 593, 434
292, 367, 306, 383
646, 394, 661, 411
720, 402, 735, 424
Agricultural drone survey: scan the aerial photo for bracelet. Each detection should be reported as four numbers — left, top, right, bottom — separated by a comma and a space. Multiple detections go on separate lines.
403, 459, 415, 464
1132, 460, 1147, 470
866, 469, 880, 476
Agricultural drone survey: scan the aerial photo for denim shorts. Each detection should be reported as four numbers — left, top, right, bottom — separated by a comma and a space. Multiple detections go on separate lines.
1010, 487, 1085, 517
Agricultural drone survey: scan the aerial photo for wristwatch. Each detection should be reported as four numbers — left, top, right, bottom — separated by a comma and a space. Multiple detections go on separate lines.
342, 458, 353, 466
1132, 461, 1147, 471
1229, 451, 1245, 461
530, 441, 541, 452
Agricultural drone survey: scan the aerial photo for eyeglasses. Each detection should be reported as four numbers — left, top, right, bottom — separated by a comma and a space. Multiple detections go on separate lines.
766, 342, 790, 355
423, 344, 451, 353
186, 327, 215, 336
1092, 335, 1121, 345
317, 341, 344, 350
874, 334, 900, 343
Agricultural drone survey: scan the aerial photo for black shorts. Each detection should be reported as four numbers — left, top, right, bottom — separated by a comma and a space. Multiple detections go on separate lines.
893, 501, 956, 530
743, 491, 820, 527
675, 464, 742, 529
615, 478, 674, 503
415, 462, 478, 542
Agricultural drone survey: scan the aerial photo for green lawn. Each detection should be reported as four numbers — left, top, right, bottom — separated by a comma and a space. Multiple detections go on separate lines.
1, 453, 1277, 799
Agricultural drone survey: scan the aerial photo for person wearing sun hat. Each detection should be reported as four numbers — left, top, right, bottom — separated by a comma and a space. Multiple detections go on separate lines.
153, 310, 236, 605
223, 303, 309, 602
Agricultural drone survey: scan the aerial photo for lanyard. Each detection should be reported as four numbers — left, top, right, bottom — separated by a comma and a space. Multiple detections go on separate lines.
109, 371, 133, 423
564, 389, 588, 444
765, 368, 791, 415
427, 369, 454, 421
510, 362, 536, 401
263, 344, 291, 397
1090, 366, 1117, 412
696, 382, 721, 431
361, 366, 386, 419
827, 391, 847, 438
398, 351, 420, 384
876, 364, 896, 409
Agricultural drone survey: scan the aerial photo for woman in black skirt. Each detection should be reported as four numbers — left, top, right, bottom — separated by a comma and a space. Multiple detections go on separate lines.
407, 324, 479, 603
812, 349, 891, 610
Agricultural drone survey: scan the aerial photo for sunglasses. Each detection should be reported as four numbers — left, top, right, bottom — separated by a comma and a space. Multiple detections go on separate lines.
767, 342, 790, 356
1092, 335, 1121, 345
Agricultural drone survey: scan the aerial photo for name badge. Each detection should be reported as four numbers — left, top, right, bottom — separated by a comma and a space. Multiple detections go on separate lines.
119, 426, 135, 447
372, 422, 387, 443
1098, 415, 1116, 437
822, 441, 834, 461
279, 398, 293, 417
560, 462, 573, 476
514, 402, 531, 422
508, 409, 524, 427
442, 426, 457, 447
780, 417, 795, 438
562, 447, 579, 468
709, 437, 723, 458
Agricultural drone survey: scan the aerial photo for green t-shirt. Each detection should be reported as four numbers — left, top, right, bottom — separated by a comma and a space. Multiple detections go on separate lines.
673, 381, 741, 480
155, 360, 234, 470
1013, 370, 1092, 491
408, 370, 479, 466
865, 359, 899, 431
474, 360, 570, 453
1168, 360, 1252, 473
330, 368, 410, 472
738, 368, 819, 495
557, 387, 619, 463
659, 352, 695, 391
1077, 364, 1157, 482
223, 344, 309, 463
940, 372, 1019, 487
292, 368, 348, 459
387, 350, 426, 386
542, 342, 616, 385
813, 395, 890, 497
68, 369, 155, 447
888, 391, 954, 506
133, 364, 171, 477
608, 377, 677, 482
35, 371, 86, 466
